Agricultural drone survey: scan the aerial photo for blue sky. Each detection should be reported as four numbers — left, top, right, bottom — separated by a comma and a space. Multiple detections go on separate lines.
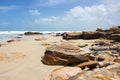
0, 0, 120, 31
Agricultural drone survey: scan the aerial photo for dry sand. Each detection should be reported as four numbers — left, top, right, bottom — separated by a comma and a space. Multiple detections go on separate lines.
0, 35, 62, 80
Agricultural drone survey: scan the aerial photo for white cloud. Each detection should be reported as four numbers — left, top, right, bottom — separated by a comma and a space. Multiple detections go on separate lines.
35, 5, 108, 27
0, 5, 18, 12
29, 9, 40, 16
35, 0, 120, 30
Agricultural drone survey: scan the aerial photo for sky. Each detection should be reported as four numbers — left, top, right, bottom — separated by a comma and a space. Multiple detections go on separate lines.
0, 0, 120, 31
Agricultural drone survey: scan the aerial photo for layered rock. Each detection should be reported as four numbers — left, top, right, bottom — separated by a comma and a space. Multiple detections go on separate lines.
45, 67, 82, 80
43, 26, 120, 80
82, 31, 102, 39
70, 65, 120, 80
109, 34, 120, 41
41, 44, 89, 65
63, 32, 82, 40
62, 26, 120, 41
77, 61, 98, 69
46, 64, 120, 80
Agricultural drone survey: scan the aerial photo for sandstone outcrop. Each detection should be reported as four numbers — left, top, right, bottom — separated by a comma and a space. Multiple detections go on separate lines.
41, 45, 89, 65
62, 26, 120, 41
63, 32, 82, 40
82, 31, 101, 39
46, 64, 120, 80
109, 34, 120, 41
43, 26, 120, 80
45, 67, 82, 80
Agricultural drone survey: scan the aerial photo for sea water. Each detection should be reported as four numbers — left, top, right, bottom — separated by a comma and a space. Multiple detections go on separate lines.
0, 31, 26, 43
0, 31, 81, 43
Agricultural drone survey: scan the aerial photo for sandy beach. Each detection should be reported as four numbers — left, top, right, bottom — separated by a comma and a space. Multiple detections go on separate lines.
0, 34, 101, 80
0, 0, 120, 79
0, 26, 120, 80
0, 35, 62, 80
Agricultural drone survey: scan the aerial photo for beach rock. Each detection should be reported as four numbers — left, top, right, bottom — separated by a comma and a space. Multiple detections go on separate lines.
99, 32, 108, 38
55, 33, 62, 36
118, 26, 120, 28
109, 34, 120, 41
108, 26, 120, 34
96, 28, 103, 32
41, 43, 91, 65
62, 26, 120, 40
7, 40, 14, 43
47, 65, 120, 80
69, 67, 120, 80
63, 32, 82, 40
82, 31, 101, 39
46, 67, 82, 80
24, 32, 42, 35
77, 61, 98, 69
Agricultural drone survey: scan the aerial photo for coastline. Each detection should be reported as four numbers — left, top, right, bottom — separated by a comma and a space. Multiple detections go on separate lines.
0, 26, 119, 80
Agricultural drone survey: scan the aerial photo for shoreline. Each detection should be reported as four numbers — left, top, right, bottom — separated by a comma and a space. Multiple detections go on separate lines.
0, 26, 119, 80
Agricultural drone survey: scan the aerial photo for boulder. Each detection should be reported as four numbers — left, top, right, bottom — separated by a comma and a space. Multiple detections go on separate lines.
82, 31, 102, 39
63, 32, 82, 40
41, 43, 91, 65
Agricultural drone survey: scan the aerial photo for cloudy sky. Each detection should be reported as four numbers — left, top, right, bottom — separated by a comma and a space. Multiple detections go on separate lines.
0, 0, 120, 31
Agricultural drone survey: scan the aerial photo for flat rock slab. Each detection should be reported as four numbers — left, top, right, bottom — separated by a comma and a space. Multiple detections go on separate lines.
46, 65, 120, 80
41, 43, 90, 65
45, 67, 82, 80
